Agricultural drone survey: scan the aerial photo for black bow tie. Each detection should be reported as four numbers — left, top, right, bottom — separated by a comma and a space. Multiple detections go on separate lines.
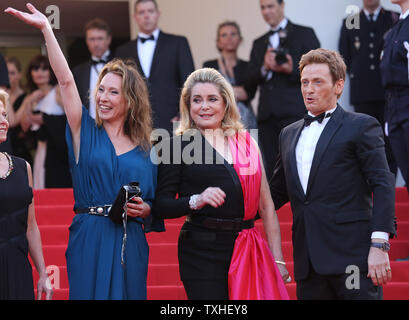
267, 28, 282, 37
139, 35, 155, 43
304, 112, 331, 126
91, 58, 107, 65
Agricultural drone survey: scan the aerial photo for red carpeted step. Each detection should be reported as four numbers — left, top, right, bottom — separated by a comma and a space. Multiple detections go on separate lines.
39, 225, 69, 245
396, 203, 409, 221
396, 187, 409, 203
35, 205, 75, 225
33, 188, 74, 206
148, 264, 182, 286
383, 283, 409, 300
389, 240, 409, 261
147, 285, 187, 300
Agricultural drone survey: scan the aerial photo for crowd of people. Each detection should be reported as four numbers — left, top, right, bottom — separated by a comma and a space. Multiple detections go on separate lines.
0, 0, 407, 300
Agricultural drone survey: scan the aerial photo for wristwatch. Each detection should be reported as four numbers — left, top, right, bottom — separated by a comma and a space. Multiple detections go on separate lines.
189, 194, 200, 210
370, 242, 390, 252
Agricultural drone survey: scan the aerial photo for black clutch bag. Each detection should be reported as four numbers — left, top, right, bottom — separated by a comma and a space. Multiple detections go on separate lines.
109, 182, 142, 224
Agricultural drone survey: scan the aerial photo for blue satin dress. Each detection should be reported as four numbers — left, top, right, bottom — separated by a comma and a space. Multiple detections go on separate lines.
65, 107, 158, 300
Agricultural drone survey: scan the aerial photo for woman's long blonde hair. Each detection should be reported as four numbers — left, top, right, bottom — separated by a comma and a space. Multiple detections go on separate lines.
176, 68, 243, 136
94, 58, 152, 152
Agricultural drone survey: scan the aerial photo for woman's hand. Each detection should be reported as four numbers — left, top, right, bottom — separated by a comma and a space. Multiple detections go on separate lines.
126, 197, 151, 219
36, 273, 53, 300
277, 263, 291, 283
196, 187, 226, 209
5, 3, 50, 31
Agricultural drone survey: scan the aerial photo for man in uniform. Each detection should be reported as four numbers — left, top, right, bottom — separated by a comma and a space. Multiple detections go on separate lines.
380, 0, 409, 261
339, 0, 399, 174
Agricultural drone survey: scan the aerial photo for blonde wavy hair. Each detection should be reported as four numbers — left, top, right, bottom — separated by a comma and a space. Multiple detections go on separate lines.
94, 58, 152, 152
0, 89, 9, 112
176, 68, 243, 136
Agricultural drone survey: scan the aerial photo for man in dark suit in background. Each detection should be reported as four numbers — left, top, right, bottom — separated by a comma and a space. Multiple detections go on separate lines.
115, 0, 194, 133
245, 0, 320, 180
72, 18, 113, 119
339, 0, 399, 174
270, 48, 396, 299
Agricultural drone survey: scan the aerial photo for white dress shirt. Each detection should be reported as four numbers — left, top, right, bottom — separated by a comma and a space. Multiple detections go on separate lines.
262, 18, 289, 80
137, 28, 160, 78
295, 106, 389, 241
400, 8, 409, 20
89, 50, 110, 119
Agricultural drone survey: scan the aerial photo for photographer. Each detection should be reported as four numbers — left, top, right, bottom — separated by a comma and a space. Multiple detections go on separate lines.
245, 0, 320, 180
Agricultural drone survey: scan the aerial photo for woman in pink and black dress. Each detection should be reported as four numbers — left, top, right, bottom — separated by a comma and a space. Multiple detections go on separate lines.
152, 68, 290, 300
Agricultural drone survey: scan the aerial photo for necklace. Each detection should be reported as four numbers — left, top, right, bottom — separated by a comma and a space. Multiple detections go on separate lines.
0, 152, 13, 179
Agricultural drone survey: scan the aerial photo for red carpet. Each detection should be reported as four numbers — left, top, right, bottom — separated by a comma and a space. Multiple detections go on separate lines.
32, 187, 409, 300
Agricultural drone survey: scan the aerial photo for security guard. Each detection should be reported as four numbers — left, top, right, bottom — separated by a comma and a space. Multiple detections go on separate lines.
380, 0, 409, 199
339, 0, 399, 173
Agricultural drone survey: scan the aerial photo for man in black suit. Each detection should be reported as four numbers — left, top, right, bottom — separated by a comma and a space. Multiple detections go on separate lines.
115, 0, 194, 133
245, 0, 320, 180
72, 18, 113, 119
270, 48, 396, 299
339, 0, 399, 174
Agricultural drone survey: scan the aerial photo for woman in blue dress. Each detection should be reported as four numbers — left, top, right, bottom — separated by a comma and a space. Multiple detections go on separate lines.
6, 4, 163, 300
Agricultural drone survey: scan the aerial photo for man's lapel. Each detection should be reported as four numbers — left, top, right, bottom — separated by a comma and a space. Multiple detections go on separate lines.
149, 30, 164, 79
289, 121, 306, 197
305, 105, 345, 195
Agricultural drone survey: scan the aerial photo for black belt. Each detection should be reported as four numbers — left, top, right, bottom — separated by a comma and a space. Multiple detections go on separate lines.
186, 215, 254, 232
74, 205, 112, 217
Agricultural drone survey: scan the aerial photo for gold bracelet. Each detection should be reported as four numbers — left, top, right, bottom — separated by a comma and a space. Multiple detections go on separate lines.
275, 260, 286, 266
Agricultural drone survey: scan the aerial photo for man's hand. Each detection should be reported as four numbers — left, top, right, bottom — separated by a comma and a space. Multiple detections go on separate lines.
264, 49, 293, 75
367, 240, 392, 286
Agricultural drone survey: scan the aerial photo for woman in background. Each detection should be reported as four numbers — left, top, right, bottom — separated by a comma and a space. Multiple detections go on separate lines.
6, 56, 32, 164
203, 21, 257, 129
21, 54, 71, 188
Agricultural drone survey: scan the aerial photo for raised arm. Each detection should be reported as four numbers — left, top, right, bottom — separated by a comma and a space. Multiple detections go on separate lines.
5, 3, 82, 157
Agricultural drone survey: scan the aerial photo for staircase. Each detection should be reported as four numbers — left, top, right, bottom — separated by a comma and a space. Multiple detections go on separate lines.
33, 188, 409, 300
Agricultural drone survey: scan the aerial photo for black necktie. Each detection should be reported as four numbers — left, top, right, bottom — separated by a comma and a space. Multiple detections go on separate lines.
369, 13, 375, 22
139, 35, 155, 43
304, 112, 331, 127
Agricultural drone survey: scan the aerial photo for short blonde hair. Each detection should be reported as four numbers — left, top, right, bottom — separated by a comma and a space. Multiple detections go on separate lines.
299, 48, 346, 84
94, 58, 152, 152
0, 89, 9, 110
176, 68, 243, 136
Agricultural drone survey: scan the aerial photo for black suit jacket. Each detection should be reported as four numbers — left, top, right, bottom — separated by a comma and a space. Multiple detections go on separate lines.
72, 54, 114, 110
339, 8, 399, 105
114, 31, 195, 132
270, 106, 396, 280
246, 20, 320, 123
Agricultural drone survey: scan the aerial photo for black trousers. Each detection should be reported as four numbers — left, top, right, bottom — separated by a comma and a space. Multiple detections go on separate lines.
296, 262, 383, 300
385, 93, 409, 194
183, 280, 228, 300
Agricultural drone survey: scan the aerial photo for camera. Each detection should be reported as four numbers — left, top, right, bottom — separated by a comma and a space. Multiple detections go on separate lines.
274, 29, 289, 65
109, 182, 142, 224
